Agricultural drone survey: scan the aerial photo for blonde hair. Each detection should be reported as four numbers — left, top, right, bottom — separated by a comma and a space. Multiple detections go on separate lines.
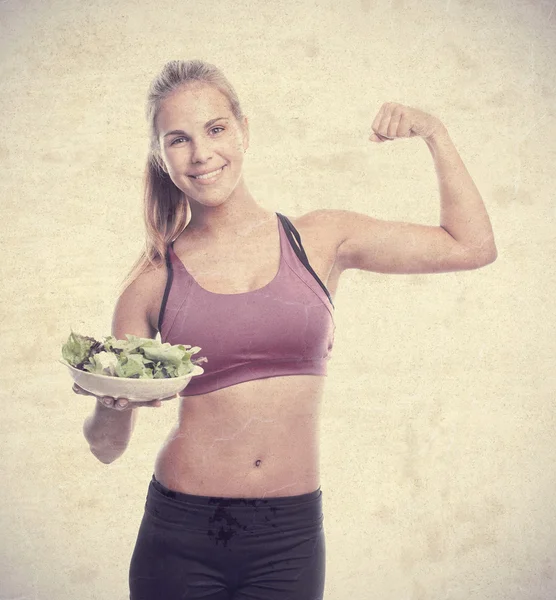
119, 59, 245, 294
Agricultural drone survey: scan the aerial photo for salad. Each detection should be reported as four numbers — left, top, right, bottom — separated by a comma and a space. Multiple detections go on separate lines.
62, 331, 207, 379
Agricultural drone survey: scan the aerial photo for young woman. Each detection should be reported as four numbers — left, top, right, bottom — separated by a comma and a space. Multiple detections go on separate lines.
74, 59, 497, 600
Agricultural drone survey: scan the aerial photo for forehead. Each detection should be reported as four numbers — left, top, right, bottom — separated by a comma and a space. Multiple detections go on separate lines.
156, 84, 232, 133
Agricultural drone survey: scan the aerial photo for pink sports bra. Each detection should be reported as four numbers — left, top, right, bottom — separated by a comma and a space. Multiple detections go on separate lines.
158, 212, 335, 396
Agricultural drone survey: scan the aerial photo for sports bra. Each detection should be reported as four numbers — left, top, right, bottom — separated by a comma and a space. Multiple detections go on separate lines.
158, 212, 335, 396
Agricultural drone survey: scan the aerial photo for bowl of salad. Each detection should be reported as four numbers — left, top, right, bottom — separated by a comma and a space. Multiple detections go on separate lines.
61, 332, 206, 402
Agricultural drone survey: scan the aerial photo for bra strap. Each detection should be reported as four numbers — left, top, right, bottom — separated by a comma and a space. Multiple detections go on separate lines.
158, 246, 174, 334
276, 213, 334, 308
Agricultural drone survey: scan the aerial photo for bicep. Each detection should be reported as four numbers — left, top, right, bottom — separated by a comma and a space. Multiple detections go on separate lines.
332, 210, 479, 274
112, 291, 155, 340
111, 270, 161, 340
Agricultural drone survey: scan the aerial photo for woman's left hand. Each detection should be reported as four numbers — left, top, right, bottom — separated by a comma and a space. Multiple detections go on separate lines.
369, 102, 444, 142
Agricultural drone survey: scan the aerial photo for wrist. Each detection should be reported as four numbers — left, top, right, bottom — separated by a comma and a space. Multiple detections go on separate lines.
93, 400, 134, 422
424, 122, 450, 146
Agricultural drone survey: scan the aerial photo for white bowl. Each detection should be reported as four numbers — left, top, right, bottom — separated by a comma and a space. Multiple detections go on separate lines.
62, 361, 204, 402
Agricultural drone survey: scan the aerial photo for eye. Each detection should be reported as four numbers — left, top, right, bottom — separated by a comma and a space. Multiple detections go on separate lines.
170, 136, 188, 145
210, 126, 225, 135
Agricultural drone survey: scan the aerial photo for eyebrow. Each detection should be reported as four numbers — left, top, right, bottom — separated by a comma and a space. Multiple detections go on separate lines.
163, 117, 229, 138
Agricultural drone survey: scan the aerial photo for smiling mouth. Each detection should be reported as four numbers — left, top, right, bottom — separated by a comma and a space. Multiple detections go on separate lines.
189, 165, 226, 180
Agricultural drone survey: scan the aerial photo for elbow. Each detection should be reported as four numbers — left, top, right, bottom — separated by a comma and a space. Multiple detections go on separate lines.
474, 246, 498, 268
83, 417, 129, 464
488, 247, 498, 264
89, 445, 114, 464
88, 442, 128, 464
477, 233, 498, 267
462, 242, 498, 270
84, 426, 128, 464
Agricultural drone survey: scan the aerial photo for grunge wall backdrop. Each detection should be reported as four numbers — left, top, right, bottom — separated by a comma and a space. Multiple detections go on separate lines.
1, 1, 554, 598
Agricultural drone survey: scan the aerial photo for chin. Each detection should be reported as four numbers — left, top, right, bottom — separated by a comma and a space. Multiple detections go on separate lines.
187, 184, 242, 208
188, 194, 232, 208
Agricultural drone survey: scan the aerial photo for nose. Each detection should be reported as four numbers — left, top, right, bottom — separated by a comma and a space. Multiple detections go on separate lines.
190, 138, 212, 164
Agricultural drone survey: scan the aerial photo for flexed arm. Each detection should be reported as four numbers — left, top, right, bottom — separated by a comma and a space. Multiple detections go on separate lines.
322, 103, 497, 275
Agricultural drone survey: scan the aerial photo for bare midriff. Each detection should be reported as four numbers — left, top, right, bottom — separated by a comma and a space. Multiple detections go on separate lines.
154, 374, 324, 498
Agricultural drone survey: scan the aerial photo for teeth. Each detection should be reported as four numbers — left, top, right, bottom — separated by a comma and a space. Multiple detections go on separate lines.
194, 167, 224, 180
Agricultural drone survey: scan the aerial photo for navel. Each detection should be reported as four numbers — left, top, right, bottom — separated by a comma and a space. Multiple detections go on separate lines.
254, 459, 262, 467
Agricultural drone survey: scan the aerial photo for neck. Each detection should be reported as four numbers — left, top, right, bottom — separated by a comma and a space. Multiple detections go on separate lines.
186, 178, 274, 240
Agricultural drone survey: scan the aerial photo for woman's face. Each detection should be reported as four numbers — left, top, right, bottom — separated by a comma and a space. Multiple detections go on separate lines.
156, 83, 249, 207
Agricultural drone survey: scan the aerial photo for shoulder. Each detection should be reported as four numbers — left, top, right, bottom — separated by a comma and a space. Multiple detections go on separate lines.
288, 208, 366, 249
122, 257, 167, 299
288, 209, 387, 274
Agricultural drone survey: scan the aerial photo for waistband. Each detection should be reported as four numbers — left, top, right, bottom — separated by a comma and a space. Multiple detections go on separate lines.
146, 475, 324, 533
151, 474, 322, 507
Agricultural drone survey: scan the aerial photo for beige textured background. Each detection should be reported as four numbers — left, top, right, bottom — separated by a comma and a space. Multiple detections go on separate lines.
1, 0, 555, 598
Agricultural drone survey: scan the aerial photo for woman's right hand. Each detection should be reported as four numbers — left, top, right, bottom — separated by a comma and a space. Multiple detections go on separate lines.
72, 383, 176, 410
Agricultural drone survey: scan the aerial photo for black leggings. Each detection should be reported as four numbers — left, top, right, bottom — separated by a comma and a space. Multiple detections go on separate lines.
129, 476, 326, 599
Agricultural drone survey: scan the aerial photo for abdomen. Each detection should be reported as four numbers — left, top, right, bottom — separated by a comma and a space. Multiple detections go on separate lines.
154, 375, 324, 497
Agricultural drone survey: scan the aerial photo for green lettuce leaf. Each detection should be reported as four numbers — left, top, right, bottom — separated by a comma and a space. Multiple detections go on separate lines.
62, 331, 102, 367
62, 331, 205, 379
114, 353, 149, 378
83, 351, 119, 376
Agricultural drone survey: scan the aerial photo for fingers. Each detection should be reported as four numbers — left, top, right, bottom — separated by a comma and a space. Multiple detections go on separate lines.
119, 398, 162, 409
370, 102, 440, 141
72, 385, 121, 409
380, 106, 397, 138
72, 384, 95, 397
101, 397, 129, 410
98, 396, 166, 410
373, 103, 398, 140
370, 102, 413, 142
146, 399, 162, 408
371, 105, 386, 136
397, 113, 412, 138
73, 384, 174, 410
369, 133, 391, 143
